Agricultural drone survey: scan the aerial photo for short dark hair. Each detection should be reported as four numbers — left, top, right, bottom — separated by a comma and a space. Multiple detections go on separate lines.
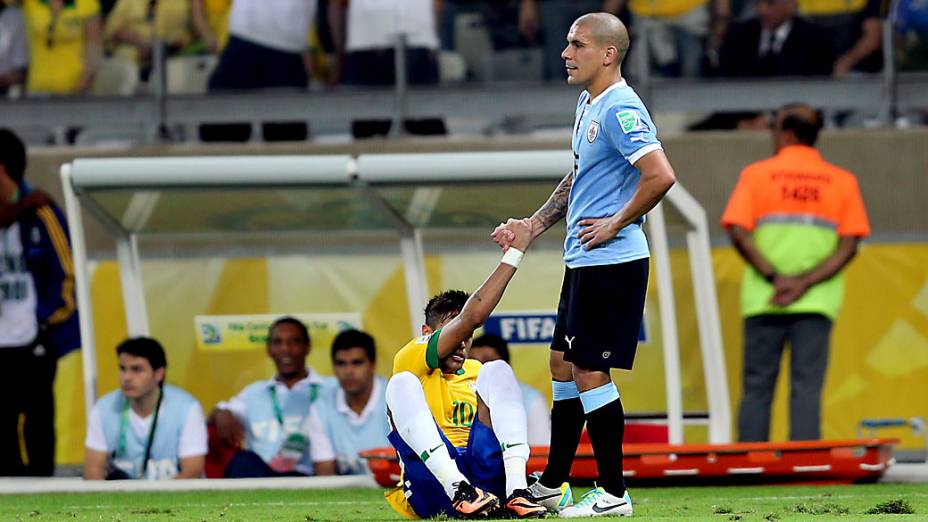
779, 104, 823, 146
116, 337, 167, 379
0, 129, 27, 184
269, 316, 310, 345
472, 333, 509, 363
424, 290, 469, 329
331, 329, 376, 363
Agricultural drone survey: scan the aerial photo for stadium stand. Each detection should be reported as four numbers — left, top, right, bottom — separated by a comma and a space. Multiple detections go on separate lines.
0, 0, 924, 144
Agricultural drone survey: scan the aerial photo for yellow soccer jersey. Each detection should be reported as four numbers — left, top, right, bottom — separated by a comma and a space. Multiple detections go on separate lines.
392, 327, 482, 448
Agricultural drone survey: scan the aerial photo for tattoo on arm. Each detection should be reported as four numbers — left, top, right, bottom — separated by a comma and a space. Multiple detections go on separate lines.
472, 291, 483, 302
531, 171, 573, 232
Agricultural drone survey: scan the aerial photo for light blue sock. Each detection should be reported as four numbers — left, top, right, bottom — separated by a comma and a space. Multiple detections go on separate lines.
552, 380, 580, 401
579, 383, 620, 414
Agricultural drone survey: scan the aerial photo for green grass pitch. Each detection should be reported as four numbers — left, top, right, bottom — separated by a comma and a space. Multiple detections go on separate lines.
0, 483, 925, 521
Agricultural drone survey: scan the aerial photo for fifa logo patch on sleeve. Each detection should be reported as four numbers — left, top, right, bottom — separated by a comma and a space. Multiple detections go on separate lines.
587, 121, 599, 143
617, 110, 640, 134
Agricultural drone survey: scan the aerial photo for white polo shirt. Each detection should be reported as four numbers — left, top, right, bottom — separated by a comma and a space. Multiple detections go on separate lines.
228, 0, 317, 54
346, 0, 438, 52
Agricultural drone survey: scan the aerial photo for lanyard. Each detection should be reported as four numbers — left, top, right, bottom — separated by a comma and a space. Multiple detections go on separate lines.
1, 227, 9, 260
268, 383, 318, 426
117, 387, 162, 478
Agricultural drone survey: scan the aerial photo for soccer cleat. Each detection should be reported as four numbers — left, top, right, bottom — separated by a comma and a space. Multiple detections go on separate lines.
451, 481, 499, 518
558, 487, 632, 518
527, 474, 574, 512
504, 489, 549, 518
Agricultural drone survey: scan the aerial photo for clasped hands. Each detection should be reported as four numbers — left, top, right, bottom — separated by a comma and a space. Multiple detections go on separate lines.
769, 274, 811, 307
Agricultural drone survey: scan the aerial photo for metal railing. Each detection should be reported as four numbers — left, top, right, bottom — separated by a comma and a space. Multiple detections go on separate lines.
3, 18, 927, 144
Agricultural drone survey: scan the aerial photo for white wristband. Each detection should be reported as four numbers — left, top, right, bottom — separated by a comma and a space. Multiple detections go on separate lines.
501, 247, 524, 268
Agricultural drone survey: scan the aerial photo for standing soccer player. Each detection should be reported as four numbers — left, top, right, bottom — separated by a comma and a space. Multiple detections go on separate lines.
494, 12, 676, 518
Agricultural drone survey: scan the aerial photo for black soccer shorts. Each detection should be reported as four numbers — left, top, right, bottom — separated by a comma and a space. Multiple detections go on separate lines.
550, 258, 649, 371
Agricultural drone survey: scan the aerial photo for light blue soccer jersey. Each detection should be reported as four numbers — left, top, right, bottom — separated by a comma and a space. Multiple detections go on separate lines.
223, 369, 337, 475
565, 79, 663, 268
312, 376, 390, 475
97, 385, 200, 480
235, 374, 334, 475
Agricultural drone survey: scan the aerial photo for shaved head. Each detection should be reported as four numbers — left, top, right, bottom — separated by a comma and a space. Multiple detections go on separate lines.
573, 12, 630, 66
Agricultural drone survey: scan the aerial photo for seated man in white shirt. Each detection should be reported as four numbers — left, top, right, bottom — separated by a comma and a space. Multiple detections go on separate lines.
211, 317, 337, 477
468, 334, 551, 447
84, 337, 207, 480
305, 329, 390, 475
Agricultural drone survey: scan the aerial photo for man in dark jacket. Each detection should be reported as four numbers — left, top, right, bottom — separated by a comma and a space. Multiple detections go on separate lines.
718, 0, 834, 77
0, 128, 80, 476
692, 0, 834, 130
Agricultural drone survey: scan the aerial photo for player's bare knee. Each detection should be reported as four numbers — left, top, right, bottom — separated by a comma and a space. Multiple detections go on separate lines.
550, 351, 574, 381
572, 365, 611, 392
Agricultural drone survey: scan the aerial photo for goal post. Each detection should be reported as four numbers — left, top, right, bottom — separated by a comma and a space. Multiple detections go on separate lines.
61, 150, 731, 444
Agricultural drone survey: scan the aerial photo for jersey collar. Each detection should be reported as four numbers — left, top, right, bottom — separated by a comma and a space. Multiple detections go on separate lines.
269, 368, 324, 389
587, 79, 627, 106
777, 144, 821, 161
335, 376, 383, 426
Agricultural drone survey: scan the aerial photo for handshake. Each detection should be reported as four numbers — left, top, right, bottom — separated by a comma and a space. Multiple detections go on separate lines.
490, 217, 537, 254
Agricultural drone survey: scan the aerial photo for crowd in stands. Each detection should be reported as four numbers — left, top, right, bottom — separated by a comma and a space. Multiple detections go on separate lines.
0, 0, 926, 100
78, 317, 549, 480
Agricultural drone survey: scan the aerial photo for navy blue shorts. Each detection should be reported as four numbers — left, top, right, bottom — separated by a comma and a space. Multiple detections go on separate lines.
550, 259, 649, 371
388, 418, 505, 518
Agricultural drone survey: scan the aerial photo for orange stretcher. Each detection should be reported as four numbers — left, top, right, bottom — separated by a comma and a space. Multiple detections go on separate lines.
361, 438, 898, 487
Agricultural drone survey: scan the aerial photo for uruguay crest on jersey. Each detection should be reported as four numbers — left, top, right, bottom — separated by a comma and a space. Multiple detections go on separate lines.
587, 120, 599, 143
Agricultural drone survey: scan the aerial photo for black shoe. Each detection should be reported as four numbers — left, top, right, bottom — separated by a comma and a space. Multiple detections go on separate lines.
505, 489, 548, 518
451, 481, 499, 518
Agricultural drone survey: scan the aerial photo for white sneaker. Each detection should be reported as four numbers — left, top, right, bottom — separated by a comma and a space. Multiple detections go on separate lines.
527, 475, 574, 512
558, 487, 632, 518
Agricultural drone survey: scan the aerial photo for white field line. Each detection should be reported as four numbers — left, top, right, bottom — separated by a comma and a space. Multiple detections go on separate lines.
59, 500, 385, 510
0, 475, 377, 495
49, 492, 928, 511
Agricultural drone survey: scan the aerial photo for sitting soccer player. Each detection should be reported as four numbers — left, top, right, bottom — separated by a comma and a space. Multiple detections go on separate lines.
211, 316, 336, 477
84, 337, 207, 480
384, 219, 547, 519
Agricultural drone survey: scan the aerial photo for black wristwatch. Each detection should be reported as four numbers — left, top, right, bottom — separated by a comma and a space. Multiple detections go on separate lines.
763, 271, 777, 283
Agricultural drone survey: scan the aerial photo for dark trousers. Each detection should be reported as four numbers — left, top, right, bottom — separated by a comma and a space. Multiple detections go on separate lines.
209, 35, 308, 90
737, 313, 832, 442
202, 35, 309, 142
223, 450, 307, 478
0, 342, 57, 476
344, 48, 446, 138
